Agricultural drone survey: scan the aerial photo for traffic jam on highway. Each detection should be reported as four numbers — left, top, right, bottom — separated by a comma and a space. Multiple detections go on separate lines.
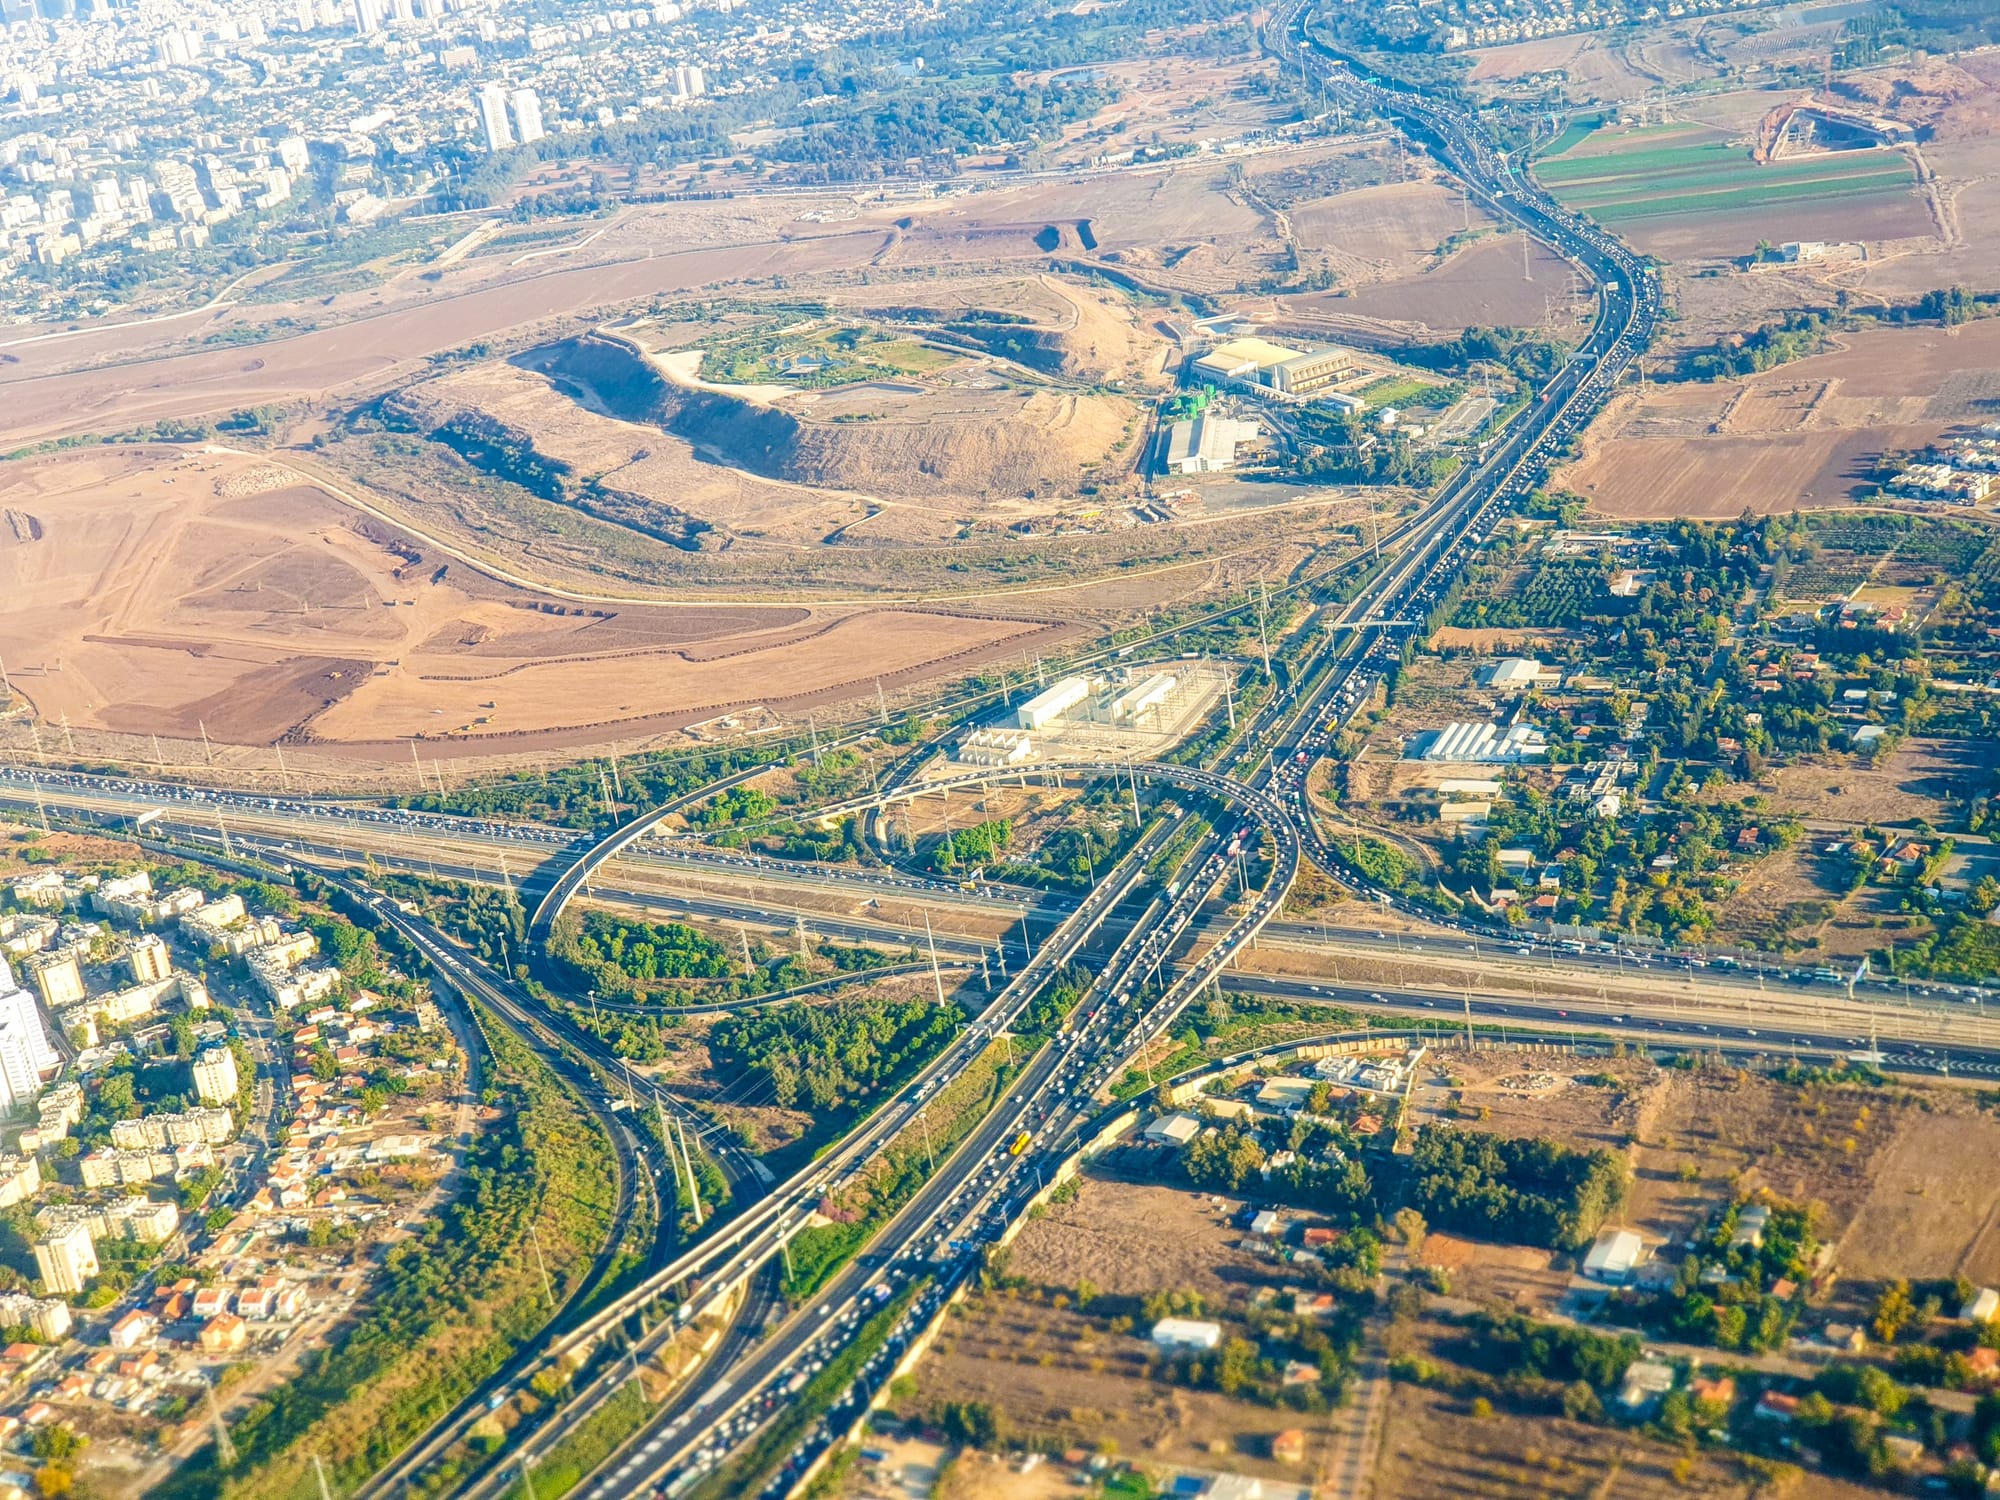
0, 29, 1980, 1500
0, 765, 1019, 911
694, 793, 1307, 1500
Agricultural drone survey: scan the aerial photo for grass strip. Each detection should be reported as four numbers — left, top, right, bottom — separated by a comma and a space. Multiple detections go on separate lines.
684, 1279, 927, 1500
499, 1381, 654, 1500
1586, 174, 1914, 223
780, 1040, 1018, 1300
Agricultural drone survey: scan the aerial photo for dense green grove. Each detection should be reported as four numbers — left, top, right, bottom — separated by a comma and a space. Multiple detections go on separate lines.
708, 994, 964, 1113
1181, 1117, 1622, 1253
1404, 1126, 1627, 1251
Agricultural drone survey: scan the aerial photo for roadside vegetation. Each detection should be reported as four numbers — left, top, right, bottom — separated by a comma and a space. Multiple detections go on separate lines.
156, 1009, 620, 1500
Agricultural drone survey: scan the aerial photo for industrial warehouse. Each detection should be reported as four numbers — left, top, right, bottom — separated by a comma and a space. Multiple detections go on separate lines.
1191, 334, 1405, 408
950, 662, 1233, 769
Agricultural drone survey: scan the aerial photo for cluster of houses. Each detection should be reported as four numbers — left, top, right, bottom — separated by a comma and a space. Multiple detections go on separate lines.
271, 999, 449, 1202
1569, 1209, 2000, 1482
1888, 461, 1993, 506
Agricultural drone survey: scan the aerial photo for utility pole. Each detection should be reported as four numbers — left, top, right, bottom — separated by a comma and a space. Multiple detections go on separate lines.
527, 1222, 555, 1309
619, 1055, 639, 1109
740, 927, 755, 979
924, 911, 947, 1008
206, 1381, 236, 1468
408, 739, 424, 789
876, 679, 889, 726
311, 1454, 334, 1500
662, 1095, 697, 1223
1257, 583, 1273, 681
275, 740, 290, 790
674, 1115, 705, 1228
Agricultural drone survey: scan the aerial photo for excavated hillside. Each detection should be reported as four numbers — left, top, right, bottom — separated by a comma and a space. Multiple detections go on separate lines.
534, 334, 1140, 504
380, 370, 714, 550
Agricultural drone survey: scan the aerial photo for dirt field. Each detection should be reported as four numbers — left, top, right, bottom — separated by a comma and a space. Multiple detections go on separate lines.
1044, 53, 1294, 167
1617, 191, 1932, 264
0, 227, 906, 447
1466, 31, 1707, 100
0, 444, 1075, 759
1835, 1104, 2000, 1284
1762, 737, 2000, 828
1624, 1064, 2000, 1278
1409, 1047, 2000, 1289
900, 1175, 1327, 1480
1001, 1177, 1269, 1303
1282, 232, 1576, 336
1370, 1377, 1883, 1500
1420, 1051, 1644, 1158
1556, 318, 2000, 516
1416, 1233, 1566, 1315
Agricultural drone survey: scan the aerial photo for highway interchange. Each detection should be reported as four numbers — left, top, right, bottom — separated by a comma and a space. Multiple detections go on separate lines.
4, 19, 1996, 1500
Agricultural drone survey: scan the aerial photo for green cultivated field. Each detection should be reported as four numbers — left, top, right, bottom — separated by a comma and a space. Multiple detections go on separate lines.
1539, 127, 1915, 225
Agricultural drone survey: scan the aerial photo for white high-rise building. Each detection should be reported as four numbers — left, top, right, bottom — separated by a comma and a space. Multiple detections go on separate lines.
673, 62, 706, 99
33, 1221, 94, 1296
191, 1046, 239, 1107
476, 82, 514, 152
510, 87, 545, 144
350, 0, 378, 33
0, 961, 56, 1113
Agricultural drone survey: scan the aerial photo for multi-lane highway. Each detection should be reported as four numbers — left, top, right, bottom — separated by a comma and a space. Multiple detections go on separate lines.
0, 17, 1968, 1500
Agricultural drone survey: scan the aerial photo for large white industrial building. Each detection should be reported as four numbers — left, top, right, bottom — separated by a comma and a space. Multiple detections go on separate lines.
1416, 722, 1548, 764
1159, 412, 1260, 474
1192, 336, 1365, 401
1015, 676, 1091, 731
1109, 673, 1177, 724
